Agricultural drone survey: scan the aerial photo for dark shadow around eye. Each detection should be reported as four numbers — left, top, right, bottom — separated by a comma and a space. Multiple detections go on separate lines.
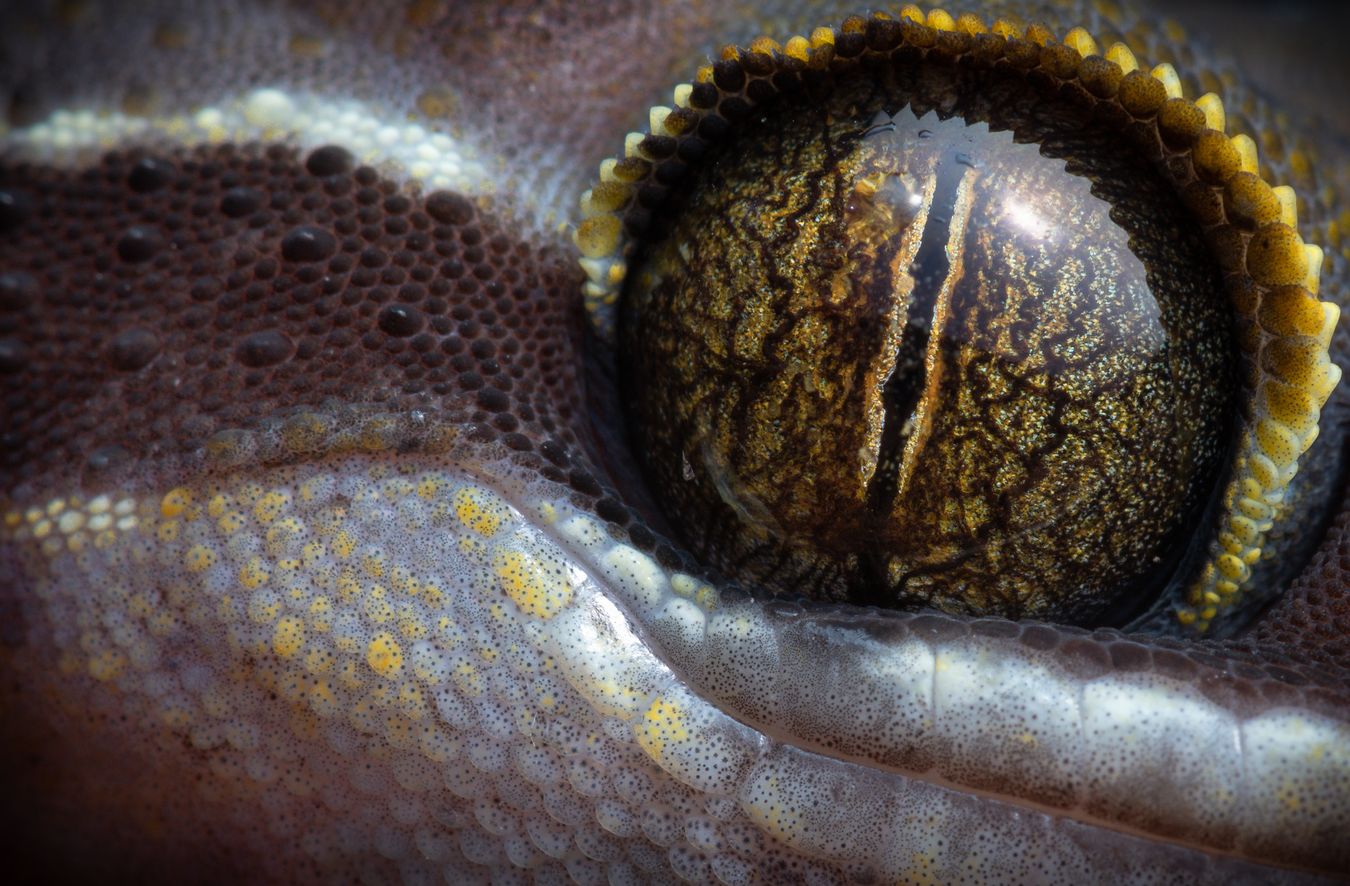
574, 8, 1342, 637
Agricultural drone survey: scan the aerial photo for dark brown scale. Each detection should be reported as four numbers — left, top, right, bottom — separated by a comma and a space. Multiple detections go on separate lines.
280, 226, 336, 262
127, 157, 175, 193
235, 330, 292, 367
304, 145, 354, 178
0, 270, 36, 308
220, 186, 262, 218
0, 187, 32, 230
476, 386, 510, 412
115, 225, 164, 263
107, 327, 160, 371
0, 337, 26, 373
378, 304, 423, 337
426, 190, 475, 225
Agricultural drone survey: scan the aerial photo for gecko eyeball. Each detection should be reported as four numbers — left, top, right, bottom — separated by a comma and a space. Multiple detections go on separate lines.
620, 57, 1239, 625
583, 16, 1341, 633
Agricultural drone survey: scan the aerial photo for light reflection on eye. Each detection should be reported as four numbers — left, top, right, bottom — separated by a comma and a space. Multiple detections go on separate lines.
1001, 198, 1050, 240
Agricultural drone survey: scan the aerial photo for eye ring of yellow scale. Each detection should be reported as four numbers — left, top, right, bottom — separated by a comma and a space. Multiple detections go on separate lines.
574, 5, 1341, 630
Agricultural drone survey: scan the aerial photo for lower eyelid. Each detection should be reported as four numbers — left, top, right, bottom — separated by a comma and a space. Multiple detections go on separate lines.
7, 453, 1343, 878
562, 525, 1350, 872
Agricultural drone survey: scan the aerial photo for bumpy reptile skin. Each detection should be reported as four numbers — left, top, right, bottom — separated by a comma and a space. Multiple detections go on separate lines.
1, 1, 1347, 883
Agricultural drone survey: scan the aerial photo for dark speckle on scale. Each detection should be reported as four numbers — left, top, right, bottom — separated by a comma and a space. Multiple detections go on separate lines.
116, 226, 165, 263
220, 187, 263, 218
281, 225, 337, 262
0, 188, 32, 230
378, 304, 424, 337
236, 329, 293, 367
0, 271, 36, 308
426, 190, 475, 225
0, 337, 26, 373
108, 327, 161, 371
305, 145, 355, 178
127, 157, 176, 193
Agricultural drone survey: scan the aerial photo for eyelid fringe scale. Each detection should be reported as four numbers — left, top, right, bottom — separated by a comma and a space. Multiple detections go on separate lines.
575, 4, 1343, 633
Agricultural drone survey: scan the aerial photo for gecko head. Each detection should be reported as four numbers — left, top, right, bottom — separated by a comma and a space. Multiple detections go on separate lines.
1, 1, 1348, 882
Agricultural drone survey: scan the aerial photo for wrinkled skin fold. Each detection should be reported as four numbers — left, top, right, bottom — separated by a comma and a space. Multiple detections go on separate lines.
0, 1, 1348, 883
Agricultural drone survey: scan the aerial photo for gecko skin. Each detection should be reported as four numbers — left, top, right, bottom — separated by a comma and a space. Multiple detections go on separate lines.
1, 1, 1348, 883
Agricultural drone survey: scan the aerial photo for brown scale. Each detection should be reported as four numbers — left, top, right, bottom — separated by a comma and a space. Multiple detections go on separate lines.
623, 62, 1237, 624
0, 143, 589, 500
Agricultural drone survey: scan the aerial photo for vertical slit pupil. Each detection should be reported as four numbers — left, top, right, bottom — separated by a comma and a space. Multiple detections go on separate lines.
866, 143, 972, 522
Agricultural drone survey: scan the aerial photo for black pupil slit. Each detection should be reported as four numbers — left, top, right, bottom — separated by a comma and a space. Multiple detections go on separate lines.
866, 128, 974, 526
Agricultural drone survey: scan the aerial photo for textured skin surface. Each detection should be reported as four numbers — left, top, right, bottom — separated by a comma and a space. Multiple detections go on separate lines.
1, 0, 1349, 883
1255, 504, 1350, 668
0, 144, 588, 483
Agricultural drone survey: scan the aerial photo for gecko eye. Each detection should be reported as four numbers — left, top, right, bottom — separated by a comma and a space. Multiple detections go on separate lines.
576, 13, 1341, 630
623, 98, 1235, 626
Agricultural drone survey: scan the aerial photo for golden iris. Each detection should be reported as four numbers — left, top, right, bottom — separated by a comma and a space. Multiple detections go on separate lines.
621, 68, 1236, 624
